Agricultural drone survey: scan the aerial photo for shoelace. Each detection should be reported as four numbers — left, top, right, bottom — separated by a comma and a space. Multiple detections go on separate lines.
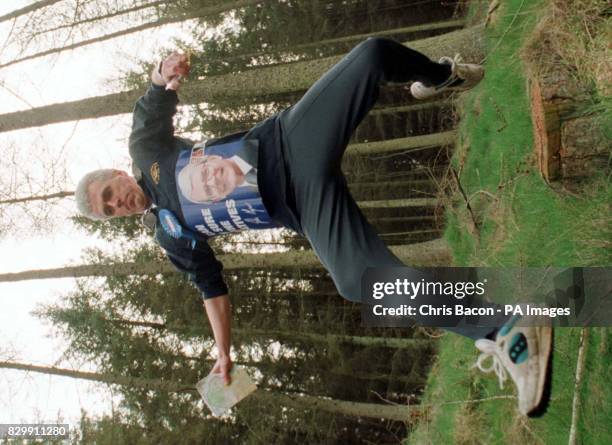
441, 53, 463, 70
435, 54, 463, 90
472, 339, 508, 389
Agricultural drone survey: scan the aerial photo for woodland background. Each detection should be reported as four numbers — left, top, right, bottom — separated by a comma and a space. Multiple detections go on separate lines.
1, 0, 608, 444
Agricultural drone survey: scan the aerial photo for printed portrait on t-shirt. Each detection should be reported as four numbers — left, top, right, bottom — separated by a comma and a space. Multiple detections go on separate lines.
175, 139, 277, 237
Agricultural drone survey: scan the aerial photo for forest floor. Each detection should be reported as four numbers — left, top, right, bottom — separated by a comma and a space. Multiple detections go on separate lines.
406, 0, 610, 443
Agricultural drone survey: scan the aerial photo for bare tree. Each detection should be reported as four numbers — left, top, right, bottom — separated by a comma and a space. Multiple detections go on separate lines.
0, 0, 261, 69
0, 141, 70, 237
0, 191, 73, 205
0, 0, 62, 25
29, 1, 167, 39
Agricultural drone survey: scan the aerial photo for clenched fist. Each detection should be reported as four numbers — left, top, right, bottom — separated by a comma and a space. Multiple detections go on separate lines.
152, 52, 190, 91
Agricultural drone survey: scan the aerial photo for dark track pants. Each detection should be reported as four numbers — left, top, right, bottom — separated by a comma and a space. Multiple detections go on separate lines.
279, 38, 504, 340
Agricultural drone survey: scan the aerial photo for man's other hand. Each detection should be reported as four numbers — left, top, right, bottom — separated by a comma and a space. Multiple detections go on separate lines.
153, 52, 190, 90
210, 355, 233, 385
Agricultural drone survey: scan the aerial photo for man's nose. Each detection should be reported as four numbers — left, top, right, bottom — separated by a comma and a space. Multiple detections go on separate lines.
205, 172, 216, 186
109, 194, 123, 208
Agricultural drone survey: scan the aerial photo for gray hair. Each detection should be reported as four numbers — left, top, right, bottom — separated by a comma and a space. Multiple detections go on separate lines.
75, 169, 116, 220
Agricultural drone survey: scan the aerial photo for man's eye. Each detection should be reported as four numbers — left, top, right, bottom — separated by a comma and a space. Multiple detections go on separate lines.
102, 187, 112, 201
103, 205, 114, 216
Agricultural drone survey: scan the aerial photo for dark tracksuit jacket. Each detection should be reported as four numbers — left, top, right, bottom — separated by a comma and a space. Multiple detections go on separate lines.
128, 83, 299, 299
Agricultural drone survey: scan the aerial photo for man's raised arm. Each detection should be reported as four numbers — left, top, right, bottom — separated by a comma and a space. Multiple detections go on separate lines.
129, 52, 190, 151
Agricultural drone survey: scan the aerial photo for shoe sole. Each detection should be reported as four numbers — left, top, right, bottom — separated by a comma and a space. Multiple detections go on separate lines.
527, 326, 553, 418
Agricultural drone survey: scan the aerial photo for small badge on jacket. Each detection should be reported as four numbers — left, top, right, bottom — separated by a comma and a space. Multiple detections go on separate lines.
150, 162, 160, 184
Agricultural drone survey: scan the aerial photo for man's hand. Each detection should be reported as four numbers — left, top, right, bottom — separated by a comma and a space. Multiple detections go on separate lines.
210, 355, 233, 385
152, 52, 190, 91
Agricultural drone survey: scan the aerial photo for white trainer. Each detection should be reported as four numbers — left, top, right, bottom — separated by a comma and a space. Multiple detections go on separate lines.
410, 54, 484, 100
473, 314, 553, 417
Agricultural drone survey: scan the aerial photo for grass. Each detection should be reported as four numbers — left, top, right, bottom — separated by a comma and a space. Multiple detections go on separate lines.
407, 328, 611, 445
405, 0, 611, 443
447, 0, 611, 268
523, 0, 611, 99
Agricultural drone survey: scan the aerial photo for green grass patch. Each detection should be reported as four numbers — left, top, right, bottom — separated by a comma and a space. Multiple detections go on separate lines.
406, 328, 611, 444
406, 0, 611, 443
444, 0, 611, 267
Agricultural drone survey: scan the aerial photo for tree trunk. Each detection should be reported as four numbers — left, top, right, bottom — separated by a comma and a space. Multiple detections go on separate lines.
350, 179, 434, 189
0, 360, 417, 421
0, 0, 260, 69
251, 329, 433, 350
0, 360, 193, 392
202, 131, 454, 156
380, 230, 439, 237
221, 19, 466, 63
349, 179, 436, 200
0, 0, 61, 24
256, 390, 416, 421
0, 239, 451, 282
190, 355, 422, 386
31, 1, 167, 38
201, 101, 450, 135
347, 131, 456, 156
0, 27, 484, 133
358, 198, 437, 208
0, 185, 433, 212
393, 238, 450, 265
187, 356, 422, 386
368, 100, 450, 117
0, 190, 73, 205
375, 215, 436, 223
114, 318, 432, 349
329, 369, 423, 386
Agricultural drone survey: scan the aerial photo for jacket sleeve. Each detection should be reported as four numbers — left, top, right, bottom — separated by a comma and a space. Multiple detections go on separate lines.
129, 83, 179, 153
156, 228, 229, 299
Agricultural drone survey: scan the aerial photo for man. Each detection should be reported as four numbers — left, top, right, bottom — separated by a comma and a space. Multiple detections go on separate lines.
76, 39, 552, 417
177, 152, 258, 204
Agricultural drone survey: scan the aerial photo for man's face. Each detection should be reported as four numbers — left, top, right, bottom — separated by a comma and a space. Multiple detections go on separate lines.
186, 156, 244, 202
88, 170, 150, 218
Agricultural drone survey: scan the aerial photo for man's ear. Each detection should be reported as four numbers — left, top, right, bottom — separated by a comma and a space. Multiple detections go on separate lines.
114, 170, 128, 177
